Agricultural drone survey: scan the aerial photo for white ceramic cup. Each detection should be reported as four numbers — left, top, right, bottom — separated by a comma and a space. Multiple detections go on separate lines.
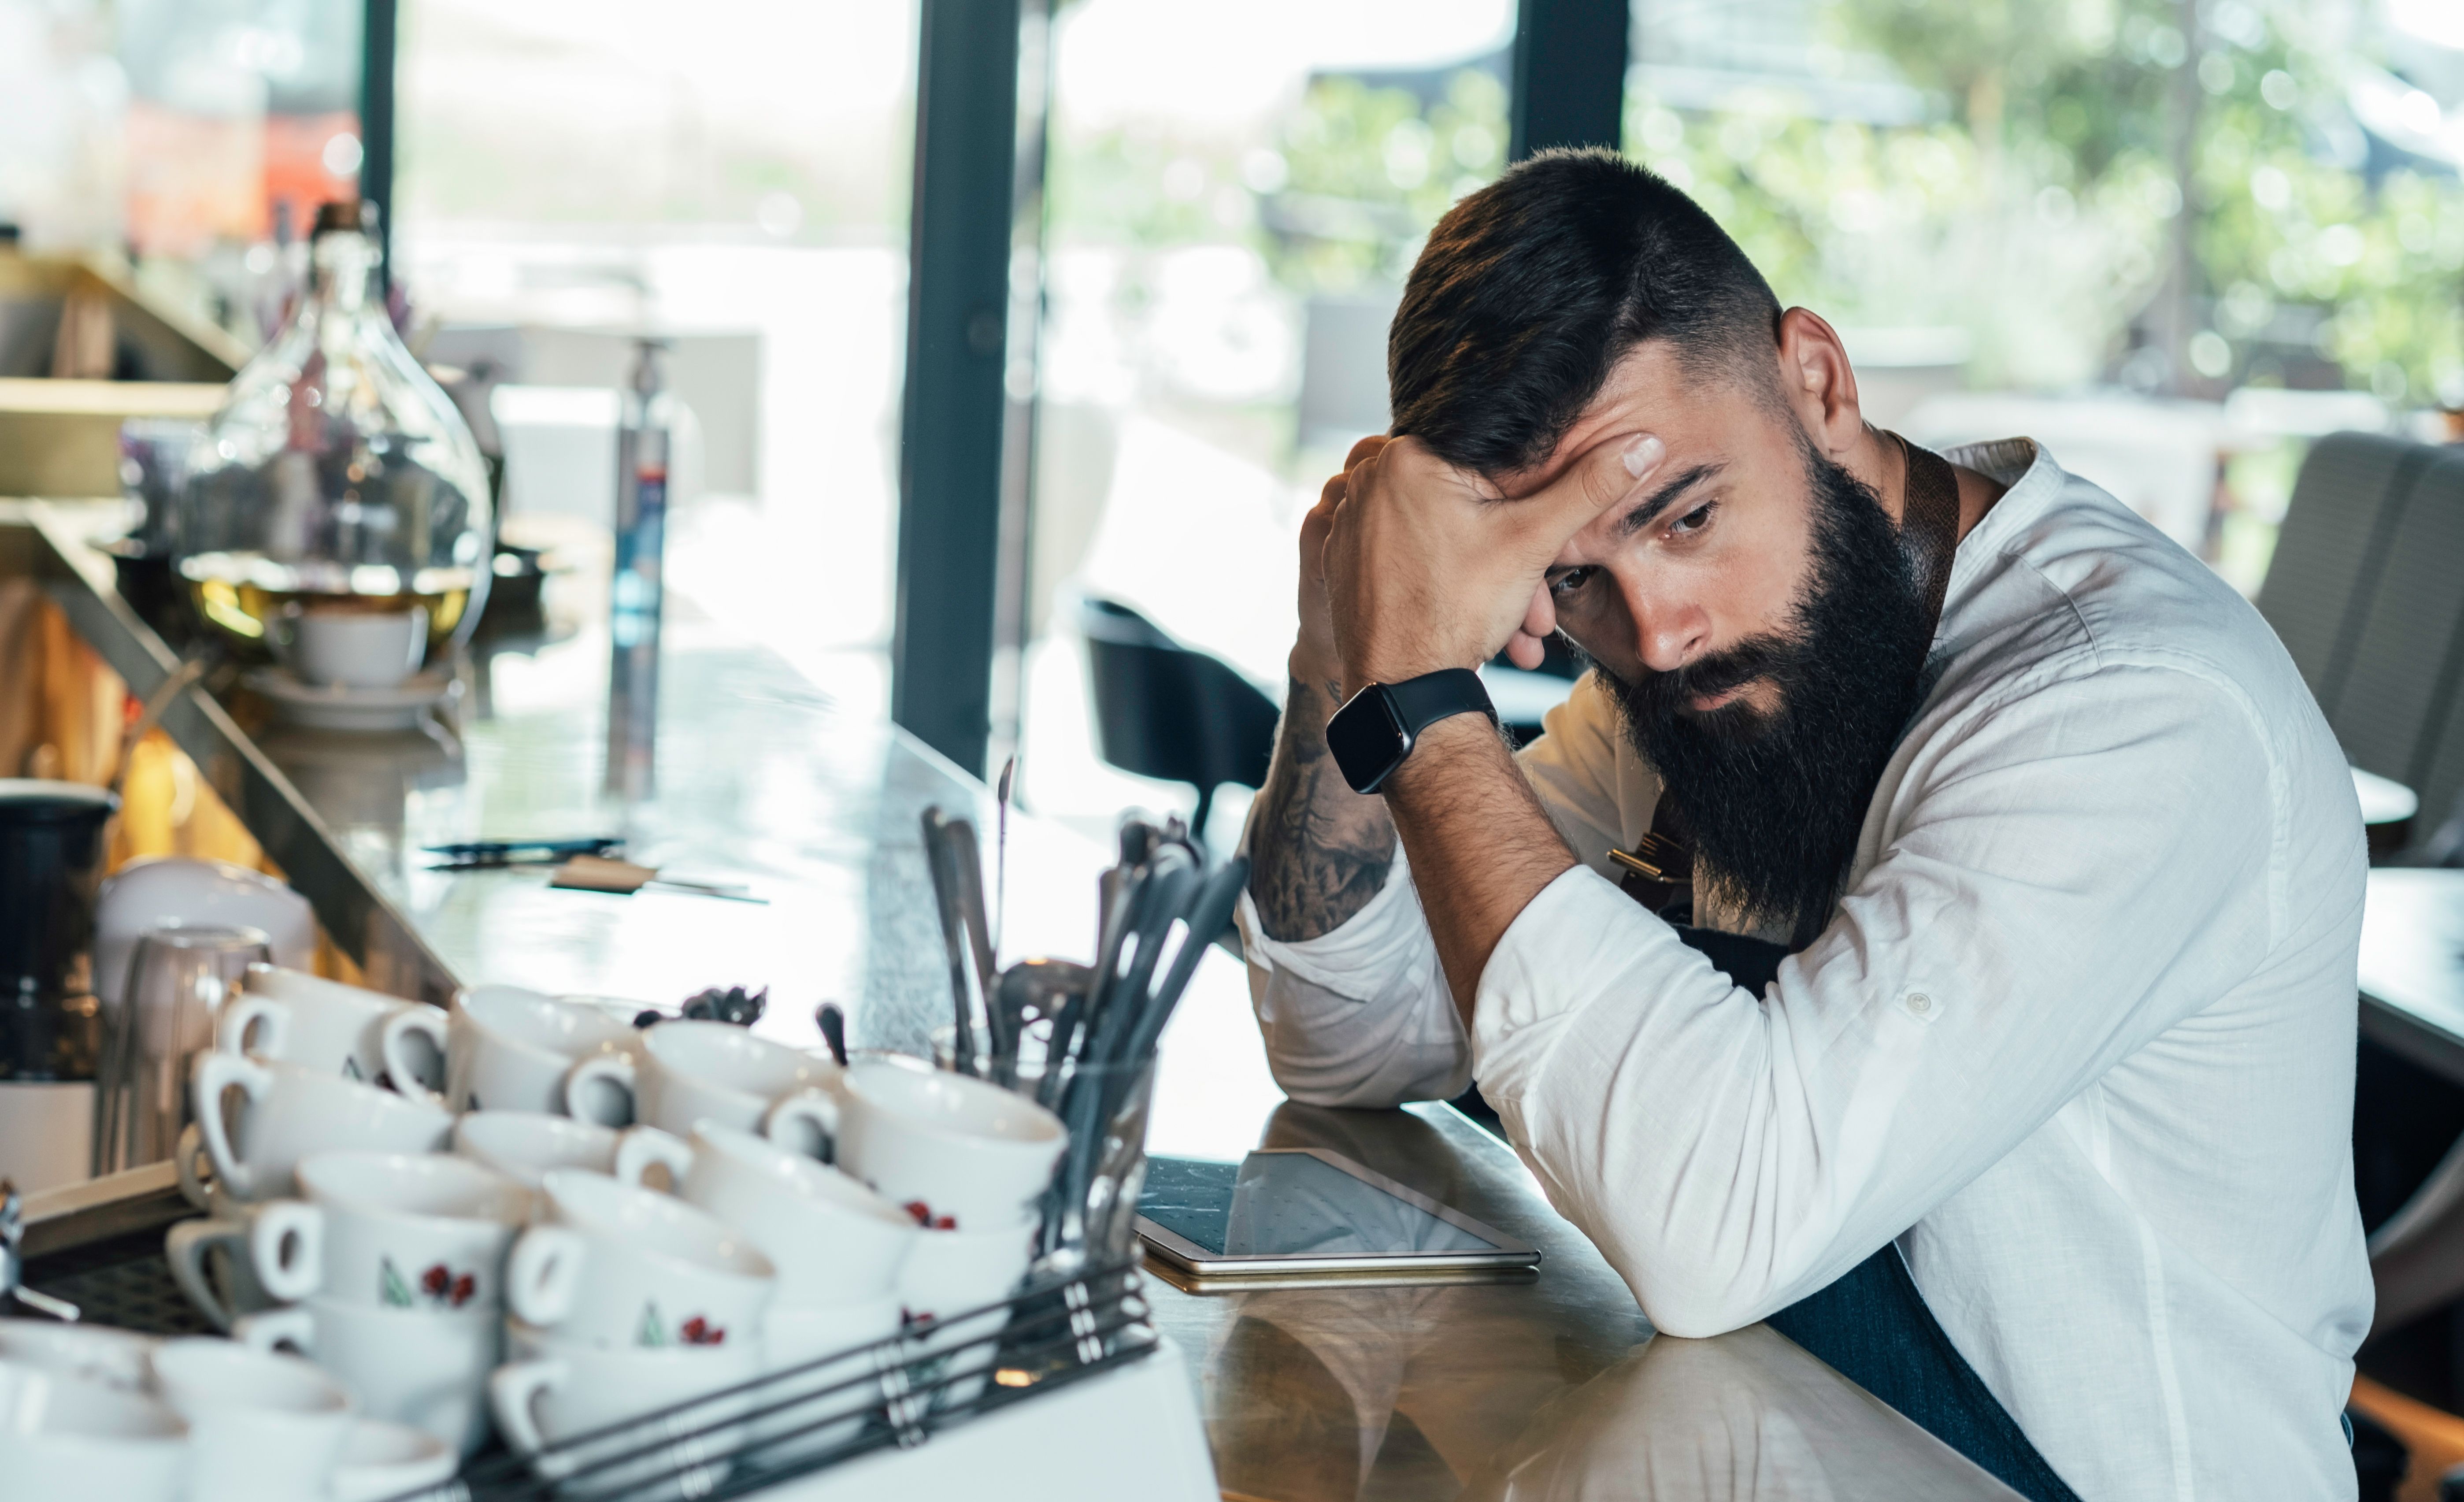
153, 1335, 357, 1502
491, 1324, 764, 1495
749, 1294, 902, 1466
0, 1317, 159, 1391
291, 606, 428, 689
167, 1202, 320, 1331
216, 964, 448, 1094
565, 1019, 841, 1145
235, 1297, 501, 1457
331, 1417, 459, 1502
250, 1151, 533, 1312
437, 985, 638, 1120
454, 1110, 693, 1190
190, 1052, 453, 1203
803, 1057, 1067, 1231
506, 1169, 775, 1350
616, 1120, 917, 1309
175, 1119, 220, 1209
895, 1216, 1038, 1413
0, 1357, 188, 1502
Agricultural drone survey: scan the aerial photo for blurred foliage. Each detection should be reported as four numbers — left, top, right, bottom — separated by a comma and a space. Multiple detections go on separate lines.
1261, 69, 1508, 293
1043, 0, 2464, 402
1045, 67, 1508, 297
1628, 0, 2464, 399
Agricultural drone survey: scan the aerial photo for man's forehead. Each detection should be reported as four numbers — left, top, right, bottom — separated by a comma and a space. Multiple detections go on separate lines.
1489, 343, 1724, 500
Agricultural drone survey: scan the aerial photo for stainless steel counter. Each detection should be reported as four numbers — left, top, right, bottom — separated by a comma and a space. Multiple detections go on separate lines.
16, 500, 1103, 1055
12, 497, 2015, 1498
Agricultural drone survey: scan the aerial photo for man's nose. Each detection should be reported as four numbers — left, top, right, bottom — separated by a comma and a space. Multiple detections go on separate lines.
1628, 587, 1710, 673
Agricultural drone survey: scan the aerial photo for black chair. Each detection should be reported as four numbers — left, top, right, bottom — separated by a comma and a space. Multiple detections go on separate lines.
2255, 430, 2431, 694
1079, 597, 1280, 849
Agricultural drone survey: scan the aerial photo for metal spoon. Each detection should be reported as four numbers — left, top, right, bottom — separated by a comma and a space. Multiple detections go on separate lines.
816, 1003, 849, 1068
920, 807, 980, 1074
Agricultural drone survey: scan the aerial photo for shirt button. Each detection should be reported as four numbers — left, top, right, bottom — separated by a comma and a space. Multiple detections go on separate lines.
1906, 992, 1934, 1016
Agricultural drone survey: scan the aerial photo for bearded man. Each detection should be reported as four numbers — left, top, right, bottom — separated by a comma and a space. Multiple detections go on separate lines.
1237, 149, 2372, 1501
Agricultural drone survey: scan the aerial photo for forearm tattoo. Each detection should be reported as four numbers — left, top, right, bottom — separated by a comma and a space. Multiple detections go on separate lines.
1249, 675, 1398, 942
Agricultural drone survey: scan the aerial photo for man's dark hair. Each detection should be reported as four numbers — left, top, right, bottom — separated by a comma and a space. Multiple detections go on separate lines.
1388, 148, 1783, 478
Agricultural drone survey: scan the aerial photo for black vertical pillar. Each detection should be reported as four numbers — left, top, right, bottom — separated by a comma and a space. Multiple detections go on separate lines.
894, 0, 1024, 777
1509, 0, 1632, 160
359, 0, 397, 287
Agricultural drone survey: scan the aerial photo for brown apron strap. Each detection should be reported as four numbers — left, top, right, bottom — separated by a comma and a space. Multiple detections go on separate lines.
1607, 432, 1963, 927
1893, 432, 1963, 629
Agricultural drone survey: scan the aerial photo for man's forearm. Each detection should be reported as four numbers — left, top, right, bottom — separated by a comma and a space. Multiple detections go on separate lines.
1248, 671, 1398, 942
1382, 716, 1578, 1022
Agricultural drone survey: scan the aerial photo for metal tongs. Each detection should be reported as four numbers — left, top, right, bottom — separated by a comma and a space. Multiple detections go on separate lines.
0, 1180, 79, 1322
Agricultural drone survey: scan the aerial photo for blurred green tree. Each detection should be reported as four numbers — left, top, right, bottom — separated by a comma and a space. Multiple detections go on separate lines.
1625, 0, 2464, 402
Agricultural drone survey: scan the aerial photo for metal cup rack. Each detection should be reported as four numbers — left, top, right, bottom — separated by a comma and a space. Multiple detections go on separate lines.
434, 1257, 1157, 1502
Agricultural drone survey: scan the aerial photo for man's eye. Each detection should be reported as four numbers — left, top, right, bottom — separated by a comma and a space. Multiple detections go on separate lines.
1669, 502, 1716, 536
1549, 567, 1597, 597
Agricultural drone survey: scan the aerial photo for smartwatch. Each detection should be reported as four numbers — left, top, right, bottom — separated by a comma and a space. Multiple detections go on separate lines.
1325, 668, 1499, 794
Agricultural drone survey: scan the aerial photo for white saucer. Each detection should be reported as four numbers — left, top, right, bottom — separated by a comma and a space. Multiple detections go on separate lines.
244, 667, 459, 731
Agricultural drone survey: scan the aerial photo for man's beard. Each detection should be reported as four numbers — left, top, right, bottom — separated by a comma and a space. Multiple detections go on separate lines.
1599, 440, 1936, 946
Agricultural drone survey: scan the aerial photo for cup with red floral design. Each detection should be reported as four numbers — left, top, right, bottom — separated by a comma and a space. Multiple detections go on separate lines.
239, 1151, 532, 1315
504, 1169, 774, 1351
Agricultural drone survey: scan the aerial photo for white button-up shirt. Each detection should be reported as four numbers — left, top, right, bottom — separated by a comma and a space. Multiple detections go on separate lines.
1236, 440, 2373, 1501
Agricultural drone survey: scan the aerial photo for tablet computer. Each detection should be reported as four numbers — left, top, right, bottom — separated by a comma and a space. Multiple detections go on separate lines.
1135, 1148, 1540, 1278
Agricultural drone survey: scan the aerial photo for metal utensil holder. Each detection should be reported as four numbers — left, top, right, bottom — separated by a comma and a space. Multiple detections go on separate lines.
438, 1257, 1157, 1501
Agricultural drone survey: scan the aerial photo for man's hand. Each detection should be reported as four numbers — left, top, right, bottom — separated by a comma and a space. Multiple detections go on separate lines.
1293, 435, 1389, 697
1320, 431, 1665, 697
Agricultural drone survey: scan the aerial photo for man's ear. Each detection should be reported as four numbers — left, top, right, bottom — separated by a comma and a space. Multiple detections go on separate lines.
1775, 308, 1863, 460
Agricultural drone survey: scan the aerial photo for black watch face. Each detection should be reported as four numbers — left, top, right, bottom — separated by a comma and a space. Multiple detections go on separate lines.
1327, 688, 1409, 794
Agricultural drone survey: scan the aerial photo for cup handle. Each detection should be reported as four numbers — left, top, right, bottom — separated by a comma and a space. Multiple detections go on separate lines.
489, 1358, 568, 1460
560, 1051, 636, 1127
505, 1225, 585, 1328
191, 1050, 273, 1202
763, 1087, 841, 1162
165, 1218, 248, 1331
378, 1005, 451, 1103
233, 1304, 317, 1357
611, 1126, 694, 1189
214, 995, 288, 1061
247, 1199, 325, 1304
174, 1122, 215, 1211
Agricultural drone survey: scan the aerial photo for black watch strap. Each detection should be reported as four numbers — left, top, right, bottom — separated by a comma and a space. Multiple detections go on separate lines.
1326, 668, 1498, 794
1384, 668, 1497, 739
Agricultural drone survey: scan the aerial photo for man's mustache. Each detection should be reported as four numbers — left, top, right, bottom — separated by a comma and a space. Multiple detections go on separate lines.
1623, 631, 1801, 716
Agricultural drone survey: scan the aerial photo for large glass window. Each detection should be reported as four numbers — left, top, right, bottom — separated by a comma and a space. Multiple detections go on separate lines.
392, 0, 919, 714
1623, 0, 2464, 589
1016, 0, 1515, 846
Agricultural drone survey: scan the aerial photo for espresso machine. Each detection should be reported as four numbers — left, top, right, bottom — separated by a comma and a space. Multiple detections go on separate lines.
0, 781, 117, 1194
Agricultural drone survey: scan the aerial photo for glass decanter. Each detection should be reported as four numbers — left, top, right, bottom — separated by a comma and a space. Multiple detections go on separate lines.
176, 201, 493, 669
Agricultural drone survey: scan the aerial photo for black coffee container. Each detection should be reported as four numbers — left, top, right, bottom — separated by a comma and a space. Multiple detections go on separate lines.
0, 782, 118, 1081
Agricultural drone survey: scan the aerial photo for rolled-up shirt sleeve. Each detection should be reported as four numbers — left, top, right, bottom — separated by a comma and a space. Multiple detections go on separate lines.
1470, 660, 2282, 1338
1237, 674, 1636, 1109
1235, 843, 1466, 1107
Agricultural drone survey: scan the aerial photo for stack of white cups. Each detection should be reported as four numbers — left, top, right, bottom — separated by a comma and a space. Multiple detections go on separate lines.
141, 966, 1088, 1491
800, 1057, 1067, 1414
219, 1150, 530, 1456
615, 1120, 918, 1462
491, 1166, 778, 1493
0, 1320, 455, 1502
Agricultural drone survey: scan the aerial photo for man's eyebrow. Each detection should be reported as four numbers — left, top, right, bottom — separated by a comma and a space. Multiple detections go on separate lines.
1615, 461, 1724, 537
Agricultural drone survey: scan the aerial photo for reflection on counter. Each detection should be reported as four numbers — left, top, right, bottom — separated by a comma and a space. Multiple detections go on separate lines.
1178, 1104, 1628, 1502
1149, 1097, 2015, 1501
1461, 1325, 2021, 1501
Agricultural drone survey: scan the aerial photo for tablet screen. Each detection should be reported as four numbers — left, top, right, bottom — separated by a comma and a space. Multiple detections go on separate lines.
1141, 1152, 1502, 1258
